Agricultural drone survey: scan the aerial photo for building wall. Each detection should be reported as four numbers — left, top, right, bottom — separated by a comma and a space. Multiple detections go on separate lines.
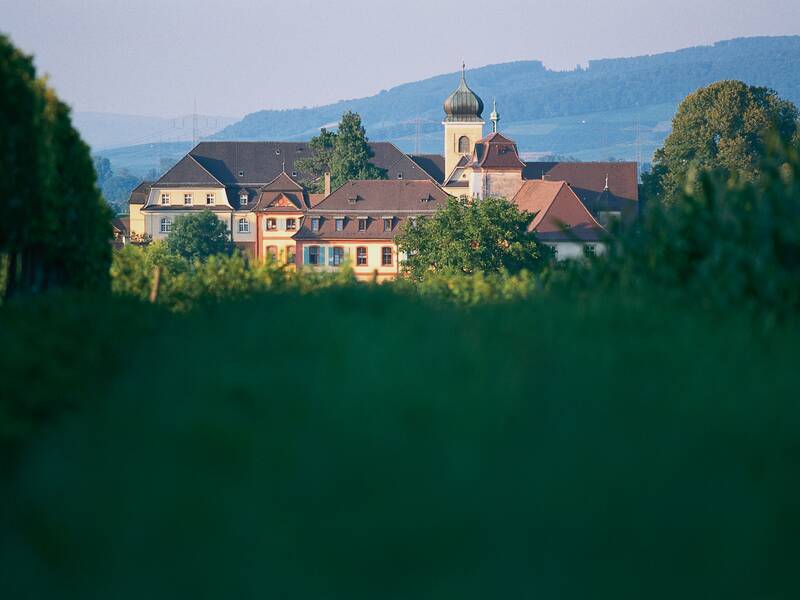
443, 121, 484, 181
232, 211, 256, 244
296, 240, 400, 281
148, 187, 229, 211
469, 170, 524, 200
257, 212, 304, 264
548, 242, 606, 261
129, 204, 145, 237
144, 210, 231, 241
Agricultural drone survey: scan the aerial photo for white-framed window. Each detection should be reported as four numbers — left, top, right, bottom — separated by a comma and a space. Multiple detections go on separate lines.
583, 244, 597, 258
311, 217, 320, 232
458, 136, 470, 153
183, 193, 192, 205
286, 218, 297, 231
266, 218, 277, 231
335, 218, 344, 232
238, 218, 250, 233
332, 247, 344, 266
291, 170, 298, 177
381, 246, 392, 266
356, 246, 368, 266
206, 193, 215, 205
160, 217, 172, 233
358, 218, 367, 232
397, 172, 403, 180
308, 245, 320, 265
238, 170, 244, 177
160, 192, 170, 205
240, 193, 248, 206
383, 217, 392, 232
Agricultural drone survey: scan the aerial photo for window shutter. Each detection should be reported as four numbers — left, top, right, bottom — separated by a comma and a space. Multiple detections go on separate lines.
303, 246, 309, 265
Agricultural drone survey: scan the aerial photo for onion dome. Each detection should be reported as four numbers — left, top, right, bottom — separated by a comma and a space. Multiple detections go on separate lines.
444, 64, 484, 122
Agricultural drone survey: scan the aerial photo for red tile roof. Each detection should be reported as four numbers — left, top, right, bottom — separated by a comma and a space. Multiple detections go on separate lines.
512, 180, 606, 242
469, 132, 526, 170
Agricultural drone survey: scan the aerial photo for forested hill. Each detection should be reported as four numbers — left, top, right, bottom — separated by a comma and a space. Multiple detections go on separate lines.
213, 36, 800, 160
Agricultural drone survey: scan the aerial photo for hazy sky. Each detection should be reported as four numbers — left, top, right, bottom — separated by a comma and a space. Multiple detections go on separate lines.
2, 0, 799, 118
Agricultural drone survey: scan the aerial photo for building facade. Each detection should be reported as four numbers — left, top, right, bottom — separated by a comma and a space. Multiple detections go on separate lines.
129, 69, 638, 273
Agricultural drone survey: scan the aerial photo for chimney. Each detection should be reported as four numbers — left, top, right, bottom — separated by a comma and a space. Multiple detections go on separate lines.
324, 172, 331, 197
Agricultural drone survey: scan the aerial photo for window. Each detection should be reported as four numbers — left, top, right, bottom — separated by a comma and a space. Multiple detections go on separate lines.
287, 246, 296, 264
410, 217, 418, 228
583, 244, 597, 258
266, 218, 277, 231
160, 193, 170, 205
458, 135, 470, 153
291, 170, 298, 177
332, 247, 344, 266
206, 193, 215, 205
356, 247, 367, 266
286, 218, 297, 231
238, 218, 250, 233
240, 193, 248, 206
183, 193, 192, 205
308, 245, 320, 265
381, 247, 392, 266
358, 218, 367, 232
383, 218, 392, 232
160, 217, 172, 233
397, 172, 403, 180
266, 245, 278, 260
238, 170, 244, 177
311, 217, 320, 232
335, 218, 344, 232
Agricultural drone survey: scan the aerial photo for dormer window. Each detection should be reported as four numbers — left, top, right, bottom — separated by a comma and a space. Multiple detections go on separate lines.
206, 193, 215, 205
160, 193, 170, 205
238, 170, 244, 177
348, 196, 358, 205
335, 218, 344, 232
240, 193, 248, 206
397, 172, 403, 180
311, 217, 320, 232
383, 217, 393, 232
291, 170, 298, 177
358, 218, 367, 232
275, 149, 281, 155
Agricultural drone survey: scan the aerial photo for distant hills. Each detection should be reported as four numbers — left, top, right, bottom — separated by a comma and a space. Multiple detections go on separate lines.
74, 112, 237, 152
100, 36, 800, 181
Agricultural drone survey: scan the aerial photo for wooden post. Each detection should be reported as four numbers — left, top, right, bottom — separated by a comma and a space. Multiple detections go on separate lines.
149, 265, 161, 303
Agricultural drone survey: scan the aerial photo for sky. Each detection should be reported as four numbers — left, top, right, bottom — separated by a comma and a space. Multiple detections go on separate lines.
2, 0, 799, 119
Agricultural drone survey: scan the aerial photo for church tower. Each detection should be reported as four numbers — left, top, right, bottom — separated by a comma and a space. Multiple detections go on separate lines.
443, 64, 485, 181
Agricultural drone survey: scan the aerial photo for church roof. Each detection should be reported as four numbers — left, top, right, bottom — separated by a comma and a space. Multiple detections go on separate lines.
443, 66, 484, 123
469, 132, 526, 170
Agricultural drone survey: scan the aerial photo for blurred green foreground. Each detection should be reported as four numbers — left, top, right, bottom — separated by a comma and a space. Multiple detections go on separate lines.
1, 287, 799, 599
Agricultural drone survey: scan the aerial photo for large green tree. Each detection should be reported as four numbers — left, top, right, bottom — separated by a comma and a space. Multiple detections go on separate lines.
396, 196, 551, 278
166, 211, 234, 262
296, 112, 386, 193
647, 80, 799, 204
1, 34, 112, 297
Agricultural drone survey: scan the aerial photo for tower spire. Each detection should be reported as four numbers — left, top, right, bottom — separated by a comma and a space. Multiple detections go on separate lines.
490, 99, 500, 133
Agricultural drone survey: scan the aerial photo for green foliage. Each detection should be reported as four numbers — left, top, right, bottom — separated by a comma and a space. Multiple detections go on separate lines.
555, 135, 800, 318
111, 243, 356, 311
329, 111, 387, 189
296, 112, 387, 192
165, 211, 235, 262
295, 127, 337, 192
0, 34, 112, 297
3, 288, 800, 598
397, 196, 552, 278
650, 80, 799, 204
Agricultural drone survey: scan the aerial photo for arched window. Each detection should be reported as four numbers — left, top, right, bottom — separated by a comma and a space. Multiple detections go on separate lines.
238, 218, 250, 233
160, 217, 172, 233
458, 136, 470, 153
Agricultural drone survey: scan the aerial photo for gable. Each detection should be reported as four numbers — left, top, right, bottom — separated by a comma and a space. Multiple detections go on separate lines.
157, 155, 222, 186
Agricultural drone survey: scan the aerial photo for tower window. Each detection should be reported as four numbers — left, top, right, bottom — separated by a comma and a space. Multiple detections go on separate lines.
458, 136, 470, 153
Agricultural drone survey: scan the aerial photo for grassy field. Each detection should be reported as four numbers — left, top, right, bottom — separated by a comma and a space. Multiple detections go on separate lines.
2, 286, 799, 598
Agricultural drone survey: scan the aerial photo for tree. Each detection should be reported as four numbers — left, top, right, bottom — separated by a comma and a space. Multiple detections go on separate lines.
650, 80, 799, 204
166, 211, 234, 262
295, 127, 337, 192
396, 196, 551, 278
1, 34, 112, 297
93, 156, 112, 187
295, 112, 386, 193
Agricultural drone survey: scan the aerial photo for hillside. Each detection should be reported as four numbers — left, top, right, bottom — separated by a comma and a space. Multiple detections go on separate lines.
103, 36, 800, 180
215, 36, 800, 161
